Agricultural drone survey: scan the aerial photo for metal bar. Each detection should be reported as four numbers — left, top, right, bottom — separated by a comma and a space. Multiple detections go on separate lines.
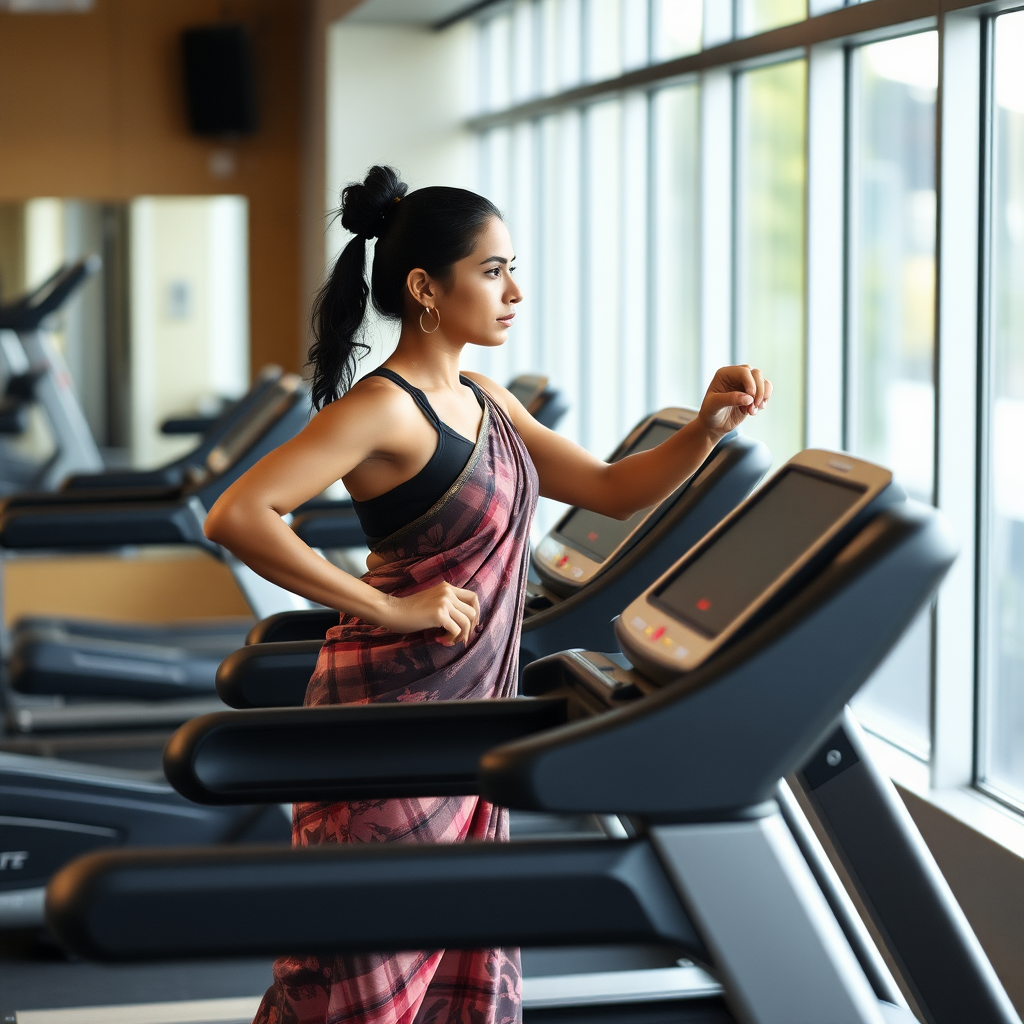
776, 779, 908, 1008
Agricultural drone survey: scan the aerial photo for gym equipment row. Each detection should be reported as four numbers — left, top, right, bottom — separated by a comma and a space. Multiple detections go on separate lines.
0, 402, 766, 937
40, 450, 1021, 1024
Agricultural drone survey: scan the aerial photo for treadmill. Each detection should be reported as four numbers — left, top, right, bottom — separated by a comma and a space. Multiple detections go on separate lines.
41, 451, 1018, 1024
0, 411, 765, 931
0, 260, 105, 493
0, 374, 321, 739
213, 408, 771, 709
506, 373, 568, 430
59, 363, 287, 493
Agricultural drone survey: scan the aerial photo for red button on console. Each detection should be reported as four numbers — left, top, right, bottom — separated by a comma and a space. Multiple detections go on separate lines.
651, 626, 665, 641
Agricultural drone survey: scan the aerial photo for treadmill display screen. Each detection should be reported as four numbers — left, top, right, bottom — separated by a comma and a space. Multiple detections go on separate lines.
653, 469, 864, 637
556, 421, 681, 562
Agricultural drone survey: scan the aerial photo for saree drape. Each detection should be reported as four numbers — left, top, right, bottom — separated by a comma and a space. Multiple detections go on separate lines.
253, 384, 538, 1024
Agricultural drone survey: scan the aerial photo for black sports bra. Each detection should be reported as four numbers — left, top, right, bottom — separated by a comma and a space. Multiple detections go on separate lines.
350, 368, 483, 546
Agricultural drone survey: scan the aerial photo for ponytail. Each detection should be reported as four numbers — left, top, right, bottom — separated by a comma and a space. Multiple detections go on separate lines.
308, 236, 371, 411
307, 164, 501, 409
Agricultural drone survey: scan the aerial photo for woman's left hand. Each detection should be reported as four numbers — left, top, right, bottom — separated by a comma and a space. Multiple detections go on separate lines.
698, 364, 772, 438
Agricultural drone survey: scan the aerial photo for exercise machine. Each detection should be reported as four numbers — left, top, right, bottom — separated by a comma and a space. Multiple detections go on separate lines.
0, 260, 104, 493
506, 373, 568, 431
42, 451, 1017, 1024
0, 373, 319, 736
0, 408, 765, 936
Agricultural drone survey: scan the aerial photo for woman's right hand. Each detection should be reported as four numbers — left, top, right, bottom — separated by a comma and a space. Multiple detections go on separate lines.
379, 582, 481, 646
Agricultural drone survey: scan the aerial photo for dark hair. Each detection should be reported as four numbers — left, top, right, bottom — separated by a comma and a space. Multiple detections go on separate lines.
307, 165, 501, 410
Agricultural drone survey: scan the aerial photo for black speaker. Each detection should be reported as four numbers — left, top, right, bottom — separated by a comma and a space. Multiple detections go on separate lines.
181, 24, 259, 137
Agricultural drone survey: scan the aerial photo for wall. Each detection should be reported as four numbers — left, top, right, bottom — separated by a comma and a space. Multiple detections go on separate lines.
0, 0, 305, 375
3, 550, 251, 626
322, 19, 476, 365
902, 788, 1024, 1012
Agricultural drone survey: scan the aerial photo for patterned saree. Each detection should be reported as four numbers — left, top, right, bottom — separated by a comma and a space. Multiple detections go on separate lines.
253, 385, 538, 1024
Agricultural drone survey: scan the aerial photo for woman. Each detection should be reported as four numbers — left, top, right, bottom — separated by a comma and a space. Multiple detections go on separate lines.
205, 165, 771, 1024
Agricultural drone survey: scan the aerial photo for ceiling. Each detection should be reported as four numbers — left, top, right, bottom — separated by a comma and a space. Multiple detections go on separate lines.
345, 0, 488, 27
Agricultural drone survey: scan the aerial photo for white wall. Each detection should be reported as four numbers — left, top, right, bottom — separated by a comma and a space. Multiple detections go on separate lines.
129, 196, 249, 467
324, 19, 476, 369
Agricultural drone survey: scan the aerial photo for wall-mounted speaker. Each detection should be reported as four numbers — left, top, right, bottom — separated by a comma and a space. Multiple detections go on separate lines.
181, 24, 259, 137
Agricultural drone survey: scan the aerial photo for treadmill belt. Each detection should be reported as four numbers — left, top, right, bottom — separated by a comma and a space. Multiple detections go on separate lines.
526, 1004, 733, 1023
0, 928, 276, 1013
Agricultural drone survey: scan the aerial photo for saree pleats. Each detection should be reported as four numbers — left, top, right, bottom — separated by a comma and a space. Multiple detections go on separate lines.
253, 389, 537, 1024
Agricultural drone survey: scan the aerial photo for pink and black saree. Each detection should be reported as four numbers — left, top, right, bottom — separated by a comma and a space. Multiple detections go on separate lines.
253, 382, 538, 1024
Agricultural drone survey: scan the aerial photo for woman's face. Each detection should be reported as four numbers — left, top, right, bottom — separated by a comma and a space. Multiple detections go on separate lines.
430, 217, 522, 349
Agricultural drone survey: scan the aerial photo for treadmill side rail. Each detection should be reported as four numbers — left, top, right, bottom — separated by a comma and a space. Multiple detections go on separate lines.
291, 507, 366, 550
797, 711, 1022, 1024
164, 698, 570, 804
45, 838, 706, 963
244, 610, 340, 645
651, 813, 888, 1024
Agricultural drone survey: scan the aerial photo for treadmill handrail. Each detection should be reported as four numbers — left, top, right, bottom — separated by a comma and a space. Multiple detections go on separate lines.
45, 836, 705, 963
60, 365, 285, 492
164, 697, 569, 804
244, 611, 339, 646
216, 638, 324, 707
290, 506, 366, 549
0, 499, 213, 551
194, 506, 954, 818
0, 258, 99, 331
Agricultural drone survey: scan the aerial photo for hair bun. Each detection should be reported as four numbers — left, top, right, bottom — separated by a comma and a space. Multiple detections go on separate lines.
340, 165, 408, 240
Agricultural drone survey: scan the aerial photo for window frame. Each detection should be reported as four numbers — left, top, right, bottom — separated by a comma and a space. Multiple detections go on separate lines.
467, 0, 1024, 818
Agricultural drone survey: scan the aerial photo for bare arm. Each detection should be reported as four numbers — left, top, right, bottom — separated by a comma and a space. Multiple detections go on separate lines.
203, 383, 480, 644
466, 366, 772, 519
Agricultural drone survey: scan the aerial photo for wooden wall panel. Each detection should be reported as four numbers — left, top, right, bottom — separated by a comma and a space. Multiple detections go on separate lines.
0, 0, 305, 374
4, 551, 251, 626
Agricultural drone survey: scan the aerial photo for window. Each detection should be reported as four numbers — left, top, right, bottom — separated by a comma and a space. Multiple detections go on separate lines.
582, 99, 625, 456
846, 32, 938, 761
980, 10, 1024, 806
651, 82, 701, 410
739, 0, 807, 36
584, 0, 623, 82
651, 0, 702, 60
735, 58, 808, 467
462, 0, 1024, 810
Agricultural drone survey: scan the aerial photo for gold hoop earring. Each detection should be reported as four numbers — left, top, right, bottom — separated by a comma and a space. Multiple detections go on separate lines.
419, 306, 441, 334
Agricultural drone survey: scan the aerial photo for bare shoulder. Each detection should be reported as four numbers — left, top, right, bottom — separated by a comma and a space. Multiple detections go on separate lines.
462, 371, 513, 416
309, 374, 420, 449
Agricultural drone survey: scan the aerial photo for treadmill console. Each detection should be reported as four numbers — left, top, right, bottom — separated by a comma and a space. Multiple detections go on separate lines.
202, 374, 303, 478
507, 374, 549, 415
533, 408, 696, 595
616, 449, 894, 680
